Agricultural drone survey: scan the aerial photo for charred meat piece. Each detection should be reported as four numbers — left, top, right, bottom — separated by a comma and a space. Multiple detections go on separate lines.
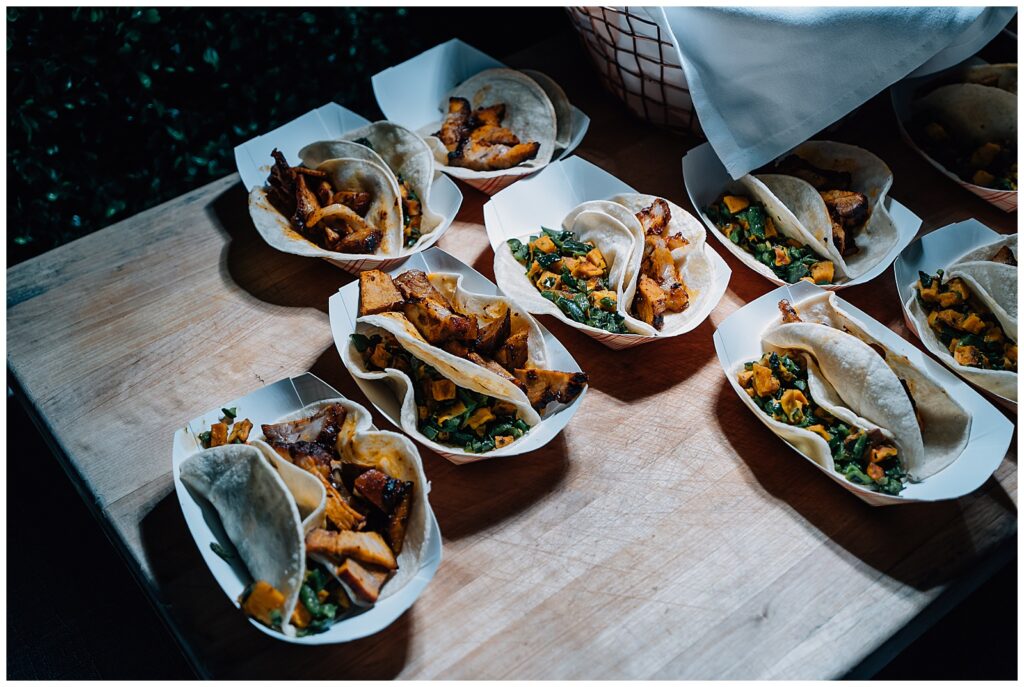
352, 469, 412, 514
778, 299, 802, 323
821, 189, 869, 230
319, 213, 383, 254
393, 271, 478, 344
306, 529, 398, 570
829, 218, 850, 256
386, 491, 412, 554
331, 190, 372, 217
493, 329, 530, 371
434, 97, 474, 152
449, 137, 540, 172
776, 154, 852, 191
636, 198, 671, 236
267, 149, 299, 217
475, 308, 512, 355
466, 352, 522, 387
512, 368, 588, 410
632, 275, 668, 330
267, 441, 366, 531
262, 404, 346, 450
293, 172, 325, 229
472, 104, 506, 127
335, 558, 390, 603
991, 245, 1017, 265
359, 270, 405, 316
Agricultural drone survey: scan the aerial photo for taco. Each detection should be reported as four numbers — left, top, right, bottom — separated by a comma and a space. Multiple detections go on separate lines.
907, 234, 1018, 401
756, 141, 899, 279
735, 294, 971, 495
249, 148, 404, 258
911, 69, 1017, 190
344, 268, 587, 455
423, 67, 559, 178
704, 178, 841, 285
300, 122, 446, 250
182, 399, 432, 636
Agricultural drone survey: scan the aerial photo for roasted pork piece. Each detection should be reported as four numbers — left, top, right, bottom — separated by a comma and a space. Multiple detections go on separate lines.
629, 199, 691, 329
991, 245, 1017, 265
262, 403, 346, 449
335, 558, 390, 603
820, 189, 869, 256
359, 269, 405, 316
434, 97, 541, 171
512, 368, 588, 410
265, 149, 382, 254
394, 271, 478, 345
306, 529, 398, 570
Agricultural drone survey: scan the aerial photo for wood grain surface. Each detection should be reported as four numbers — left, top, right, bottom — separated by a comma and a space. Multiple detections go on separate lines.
7, 35, 1017, 679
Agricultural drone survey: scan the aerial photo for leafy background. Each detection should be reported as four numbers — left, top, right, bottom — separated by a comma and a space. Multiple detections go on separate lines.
7, 7, 569, 266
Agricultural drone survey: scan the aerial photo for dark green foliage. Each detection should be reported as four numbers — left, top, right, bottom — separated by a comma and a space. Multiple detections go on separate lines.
6, 7, 420, 265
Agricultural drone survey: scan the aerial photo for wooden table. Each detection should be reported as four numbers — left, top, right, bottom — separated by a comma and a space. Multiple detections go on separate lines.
7, 35, 1017, 679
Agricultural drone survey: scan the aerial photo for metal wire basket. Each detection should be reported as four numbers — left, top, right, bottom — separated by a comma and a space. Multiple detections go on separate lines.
567, 6, 703, 137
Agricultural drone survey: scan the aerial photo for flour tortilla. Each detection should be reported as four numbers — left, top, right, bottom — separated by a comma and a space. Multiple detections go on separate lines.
914, 82, 1017, 144
494, 206, 644, 338
421, 67, 558, 180
760, 141, 898, 279
301, 123, 446, 252
342, 323, 540, 458
520, 69, 573, 153
904, 234, 1018, 401
773, 291, 971, 479
179, 444, 308, 636
609, 193, 722, 336
259, 399, 431, 601
248, 156, 403, 259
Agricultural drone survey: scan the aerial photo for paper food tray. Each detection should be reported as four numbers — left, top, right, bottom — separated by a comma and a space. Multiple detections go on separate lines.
329, 247, 587, 464
171, 373, 442, 644
713, 280, 1013, 506
683, 142, 922, 289
893, 219, 1017, 409
483, 155, 731, 350
233, 102, 464, 274
890, 60, 1017, 213
372, 38, 590, 195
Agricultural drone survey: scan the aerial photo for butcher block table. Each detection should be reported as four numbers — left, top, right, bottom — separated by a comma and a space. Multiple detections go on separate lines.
7, 36, 1017, 679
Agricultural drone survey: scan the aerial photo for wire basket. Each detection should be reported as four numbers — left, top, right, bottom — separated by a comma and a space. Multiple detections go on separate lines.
567, 6, 703, 137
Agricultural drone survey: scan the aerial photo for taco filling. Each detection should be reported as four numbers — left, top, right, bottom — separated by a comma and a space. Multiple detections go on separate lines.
706, 194, 836, 284
915, 270, 1018, 371
434, 97, 540, 171
350, 136, 423, 248
353, 330, 531, 453
265, 149, 382, 254
630, 199, 691, 330
738, 352, 907, 495
507, 228, 628, 333
775, 155, 870, 257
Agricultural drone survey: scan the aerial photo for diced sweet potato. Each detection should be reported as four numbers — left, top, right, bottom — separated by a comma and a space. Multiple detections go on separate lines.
209, 422, 229, 447
240, 580, 285, 627
723, 195, 750, 214
359, 270, 405, 316
227, 418, 253, 444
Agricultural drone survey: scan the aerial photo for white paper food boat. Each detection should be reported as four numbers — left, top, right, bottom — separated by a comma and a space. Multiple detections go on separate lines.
372, 38, 590, 195
893, 219, 1017, 409
714, 280, 1013, 506
329, 247, 587, 464
890, 61, 1017, 213
683, 142, 922, 289
171, 373, 442, 644
234, 102, 464, 274
483, 155, 731, 350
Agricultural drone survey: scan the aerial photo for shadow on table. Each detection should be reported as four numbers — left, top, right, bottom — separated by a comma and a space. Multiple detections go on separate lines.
210, 182, 352, 314
712, 378, 1017, 591
139, 489, 413, 679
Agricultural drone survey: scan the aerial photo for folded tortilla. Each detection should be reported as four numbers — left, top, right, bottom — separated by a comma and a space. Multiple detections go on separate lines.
421, 67, 558, 181
906, 234, 1018, 401
762, 292, 971, 481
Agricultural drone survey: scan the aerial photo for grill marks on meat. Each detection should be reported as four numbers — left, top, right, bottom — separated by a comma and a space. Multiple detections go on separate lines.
394, 271, 477, 345
778, 299, 802, 323
264, 149, 381, 254
629, 199, 691, 330
513, 368, 588, 410
306, 529, 398, 570
434, 97, 541, 171
353, 469, 413, 553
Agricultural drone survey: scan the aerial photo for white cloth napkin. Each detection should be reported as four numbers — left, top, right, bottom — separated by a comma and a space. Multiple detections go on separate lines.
655, 6, 1016, 178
